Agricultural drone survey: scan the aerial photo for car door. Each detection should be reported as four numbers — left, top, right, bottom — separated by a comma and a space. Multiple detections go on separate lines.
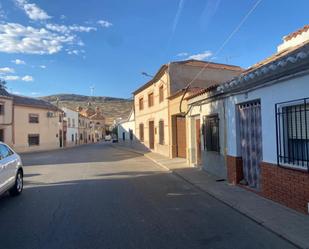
3, 145, 17, 186
0, 145, 10, 191
0, 145, 15, 191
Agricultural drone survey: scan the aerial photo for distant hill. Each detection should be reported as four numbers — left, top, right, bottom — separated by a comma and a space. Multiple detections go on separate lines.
41, 94, 133, 125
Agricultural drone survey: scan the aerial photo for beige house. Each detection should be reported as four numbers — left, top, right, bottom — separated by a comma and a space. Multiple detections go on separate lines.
12, 95, 62, 153
133, 60, 243, 158
77, 103, 106, 143
0, 87, 14, 146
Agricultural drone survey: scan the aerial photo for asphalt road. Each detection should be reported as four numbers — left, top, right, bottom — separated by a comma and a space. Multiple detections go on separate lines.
0, 143, 297, 249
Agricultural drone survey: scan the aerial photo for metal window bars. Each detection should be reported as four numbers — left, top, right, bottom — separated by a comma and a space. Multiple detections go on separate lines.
275, 98, 309, 171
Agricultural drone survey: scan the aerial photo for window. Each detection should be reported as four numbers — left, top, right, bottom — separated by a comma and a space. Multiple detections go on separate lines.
276, 98, 309, 170
0, 103, 4, 115
139, 123, 144, 142
0, 144, 13, 160
139, 97, 144, 110
28, 134, 40, 146
0, 129, 4, 142
148, 92, 154, 107
203, 114, 220, 152
159, 85, 164, 103
72, 134, 74, 142
72, 118, 75, 127
159, 120, 164, 144
68, 118, 71, 127
29, 114, 39, 123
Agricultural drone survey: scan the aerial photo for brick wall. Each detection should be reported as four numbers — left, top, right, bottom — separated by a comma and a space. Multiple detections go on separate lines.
261, 162, 309, 214
226, 155, 243, 185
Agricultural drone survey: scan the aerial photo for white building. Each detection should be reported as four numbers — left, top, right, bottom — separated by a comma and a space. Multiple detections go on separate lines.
187, 24, 309, 214
62, 107, 79, 147
117, 109, 135, 142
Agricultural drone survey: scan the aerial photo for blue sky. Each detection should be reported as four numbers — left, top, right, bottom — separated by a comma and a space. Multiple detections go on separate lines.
0, 0, 308, 98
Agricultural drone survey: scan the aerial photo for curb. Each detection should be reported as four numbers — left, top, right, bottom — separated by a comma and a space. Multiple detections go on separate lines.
112, 144, 305, 249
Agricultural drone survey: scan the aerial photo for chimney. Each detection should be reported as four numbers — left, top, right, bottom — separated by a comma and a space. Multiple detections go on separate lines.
277, 25, 309, 52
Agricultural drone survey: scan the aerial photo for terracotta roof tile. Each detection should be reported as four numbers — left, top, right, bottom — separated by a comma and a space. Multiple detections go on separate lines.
284, 24, 309, 41
185, 84, 219, 100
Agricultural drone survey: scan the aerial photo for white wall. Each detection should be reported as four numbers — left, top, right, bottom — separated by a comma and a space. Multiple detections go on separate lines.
62, 108, 79, 146
226, 72, 309, 164
118, 120, 135, 141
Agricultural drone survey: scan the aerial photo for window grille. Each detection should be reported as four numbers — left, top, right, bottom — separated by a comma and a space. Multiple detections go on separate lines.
276, 98, 309, 171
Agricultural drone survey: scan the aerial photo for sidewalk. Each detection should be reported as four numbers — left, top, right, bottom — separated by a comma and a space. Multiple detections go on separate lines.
114, 141, 309, 249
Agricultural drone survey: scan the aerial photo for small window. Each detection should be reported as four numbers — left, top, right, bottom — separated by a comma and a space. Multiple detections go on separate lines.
0, 144, 13, 160
148, 93, 154, 107
72, 119, 75, 127
203, 114, 220, 152
139, 123, 144, 142
0, 129, 4, 142
276, 99, 309, 170
29, 114, 39, 123
159, 120, 164, 145
159, 85, 164, 103
139, 98, 144, 110
72, 134, 74, 142
0, 104, 4, 115
68, 118, 71, 127
28, 134, 40, 146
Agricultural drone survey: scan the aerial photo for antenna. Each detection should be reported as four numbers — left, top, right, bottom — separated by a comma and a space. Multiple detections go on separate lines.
90, 85, 95, 96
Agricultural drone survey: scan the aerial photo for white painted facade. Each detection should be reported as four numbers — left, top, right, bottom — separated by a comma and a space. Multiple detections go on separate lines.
62, 107, 79, 147
117, 110, 135, 141
226, 71, 309, 164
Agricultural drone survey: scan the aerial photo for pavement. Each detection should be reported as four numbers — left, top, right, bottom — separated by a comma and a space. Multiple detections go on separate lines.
114, 141, 309, 249
0, 142, 301, 249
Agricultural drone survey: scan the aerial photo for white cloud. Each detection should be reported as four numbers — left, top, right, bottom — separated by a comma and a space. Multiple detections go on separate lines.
22, 75, 33, 81
12, 59, 26, 65
0, 3, 6, 19
4, 75, 19, 81
4, 74, 34, 82
0, 67, 15, 74
67, 49, 85, 56
31, 92, 40, 95
177, 52, 188, 57
187, 51, 213, 60
16, 0, 51, 21
97, 20, 112, 28
0, 23, 75, 54
45, 23, 97, 34
39, 65, 46, 69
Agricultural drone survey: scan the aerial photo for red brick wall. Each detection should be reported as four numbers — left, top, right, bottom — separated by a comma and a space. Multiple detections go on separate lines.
226, 155, 243, 185
261, 162, 309, 214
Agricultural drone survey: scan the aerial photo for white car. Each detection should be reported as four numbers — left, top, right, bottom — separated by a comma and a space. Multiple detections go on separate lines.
105, 135, 112, 141
0, 142, 24, 197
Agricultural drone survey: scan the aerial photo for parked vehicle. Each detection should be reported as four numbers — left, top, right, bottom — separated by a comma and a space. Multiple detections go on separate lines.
0, 143, 24, 197
105, 135, 112, 141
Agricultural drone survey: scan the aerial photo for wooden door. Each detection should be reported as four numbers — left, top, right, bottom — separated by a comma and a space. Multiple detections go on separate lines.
196, 119, 201, 165
149, 121, 154, 149
238, 100, 262, 189
176, 116, 186, 158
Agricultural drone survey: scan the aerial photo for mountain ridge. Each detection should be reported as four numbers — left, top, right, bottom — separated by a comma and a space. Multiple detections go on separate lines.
41, 94, 133, 125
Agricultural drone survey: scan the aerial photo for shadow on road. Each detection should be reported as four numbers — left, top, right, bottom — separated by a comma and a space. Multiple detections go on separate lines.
20, 142, 143, 166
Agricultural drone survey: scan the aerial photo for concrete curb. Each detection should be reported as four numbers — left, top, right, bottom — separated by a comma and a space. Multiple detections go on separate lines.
112, 144, 306, 249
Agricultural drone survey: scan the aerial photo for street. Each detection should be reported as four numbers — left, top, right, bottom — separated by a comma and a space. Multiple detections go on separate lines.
0, 143, 296, 249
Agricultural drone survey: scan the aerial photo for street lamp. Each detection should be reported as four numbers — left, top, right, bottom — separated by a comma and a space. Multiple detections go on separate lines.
141, 72, 167, 86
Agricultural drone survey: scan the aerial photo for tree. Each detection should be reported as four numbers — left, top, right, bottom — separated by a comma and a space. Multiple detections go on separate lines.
0, 79, 7, 89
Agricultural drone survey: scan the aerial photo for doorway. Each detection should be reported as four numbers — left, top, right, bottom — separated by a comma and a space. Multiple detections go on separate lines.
149, 121, 154, 149
238, 100, 262, 189
176, 116, 186, 158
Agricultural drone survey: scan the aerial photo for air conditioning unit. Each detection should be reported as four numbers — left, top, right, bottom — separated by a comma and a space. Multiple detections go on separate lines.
47, 111, 55, 118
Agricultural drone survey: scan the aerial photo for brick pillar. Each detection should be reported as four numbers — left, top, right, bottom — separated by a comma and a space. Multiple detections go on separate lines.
226, 155, 243, 185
